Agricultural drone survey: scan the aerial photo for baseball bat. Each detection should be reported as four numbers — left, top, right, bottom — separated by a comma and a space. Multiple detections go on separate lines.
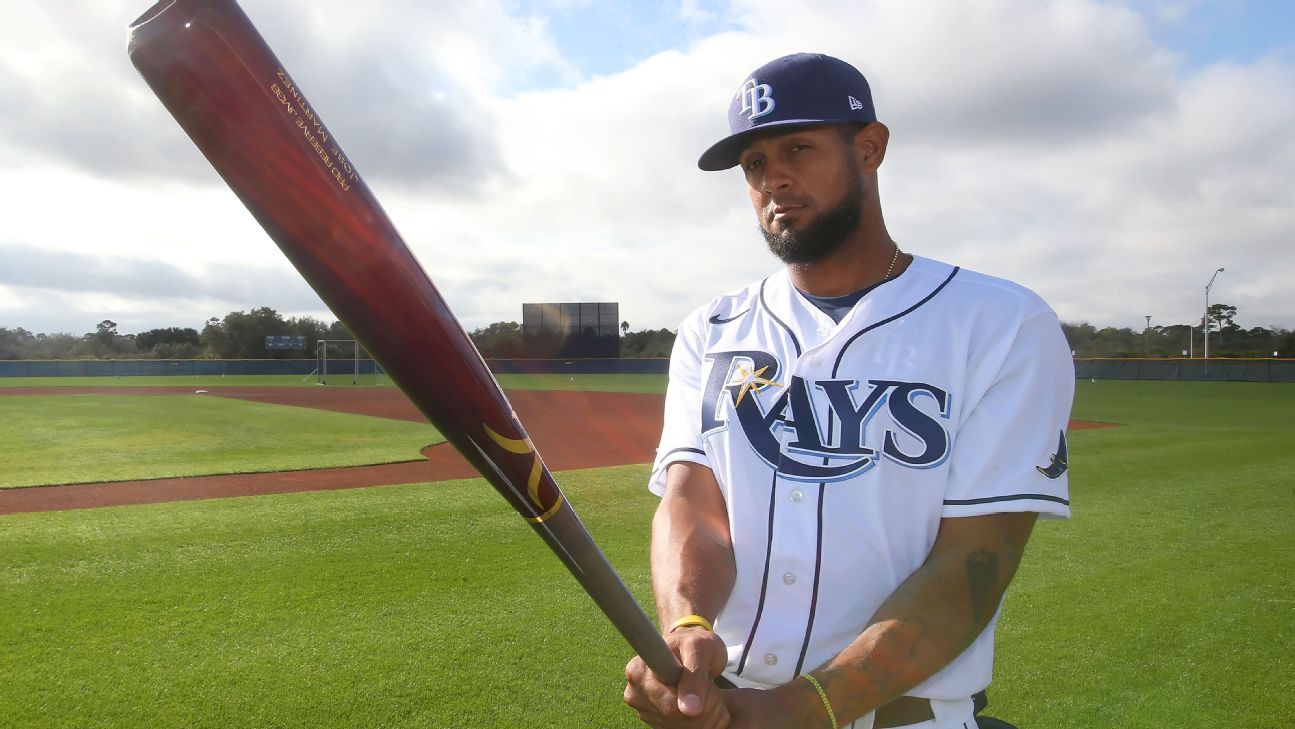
128, 0, 682, 685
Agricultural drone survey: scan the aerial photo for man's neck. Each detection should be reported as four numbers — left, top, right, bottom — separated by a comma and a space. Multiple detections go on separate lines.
786, 229, 907, 297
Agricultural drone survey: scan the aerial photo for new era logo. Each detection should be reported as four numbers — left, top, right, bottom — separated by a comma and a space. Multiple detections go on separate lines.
848, 95, 864, 111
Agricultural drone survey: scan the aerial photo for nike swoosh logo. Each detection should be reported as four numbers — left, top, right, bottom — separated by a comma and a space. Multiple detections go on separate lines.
708, 309, 749, 325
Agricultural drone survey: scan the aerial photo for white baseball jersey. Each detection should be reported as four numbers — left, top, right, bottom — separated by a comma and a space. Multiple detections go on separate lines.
649, 254, 1074, 700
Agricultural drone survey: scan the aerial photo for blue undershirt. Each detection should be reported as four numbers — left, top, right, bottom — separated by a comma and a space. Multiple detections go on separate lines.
798, 280, 887, 324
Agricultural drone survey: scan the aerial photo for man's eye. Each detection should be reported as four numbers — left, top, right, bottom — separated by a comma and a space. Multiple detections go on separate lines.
744, 159, 764, 171
790, 143, 810, 152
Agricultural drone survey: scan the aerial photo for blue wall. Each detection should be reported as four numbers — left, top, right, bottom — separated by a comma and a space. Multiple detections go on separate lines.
0, 358, 670, 377
4, 358, 1289, 381
0, 359, 315, 377
1073, 358, 1295, 383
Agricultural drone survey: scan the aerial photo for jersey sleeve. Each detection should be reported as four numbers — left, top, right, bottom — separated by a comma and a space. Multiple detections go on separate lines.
942, 310, 1075, 519
647, 312, 711, 496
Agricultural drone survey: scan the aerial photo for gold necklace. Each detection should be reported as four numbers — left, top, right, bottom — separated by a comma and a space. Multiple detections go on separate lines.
883, 244, 901, 281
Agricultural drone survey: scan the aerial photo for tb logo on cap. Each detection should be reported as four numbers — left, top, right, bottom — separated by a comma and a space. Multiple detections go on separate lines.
739, 78, 775, 120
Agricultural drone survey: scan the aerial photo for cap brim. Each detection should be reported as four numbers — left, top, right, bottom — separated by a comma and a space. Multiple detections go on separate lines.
696, 118, 854, 171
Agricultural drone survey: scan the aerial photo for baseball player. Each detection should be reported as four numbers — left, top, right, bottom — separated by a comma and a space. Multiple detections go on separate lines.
623, 53, 1074, 729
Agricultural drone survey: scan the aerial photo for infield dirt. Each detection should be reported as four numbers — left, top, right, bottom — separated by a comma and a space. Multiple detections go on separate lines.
0, 386, 1112, 514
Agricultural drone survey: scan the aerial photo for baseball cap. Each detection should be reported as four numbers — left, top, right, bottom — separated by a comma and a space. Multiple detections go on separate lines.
697, 52, 877, 171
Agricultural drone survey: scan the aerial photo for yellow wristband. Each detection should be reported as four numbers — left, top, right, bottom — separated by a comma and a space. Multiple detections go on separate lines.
800, 673, 838, 729
668, 614, 713, 633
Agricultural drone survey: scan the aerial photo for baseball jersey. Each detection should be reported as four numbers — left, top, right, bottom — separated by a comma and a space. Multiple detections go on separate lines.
649, 254, 1074, 698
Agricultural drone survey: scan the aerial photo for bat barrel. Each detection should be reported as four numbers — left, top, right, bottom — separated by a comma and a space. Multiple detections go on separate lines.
128, 0, 681, 685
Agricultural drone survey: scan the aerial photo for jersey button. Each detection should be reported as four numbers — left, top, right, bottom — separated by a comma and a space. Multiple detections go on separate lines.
763, 653, 778, 666
790, 488, 804, 503
782, 572, 796, 585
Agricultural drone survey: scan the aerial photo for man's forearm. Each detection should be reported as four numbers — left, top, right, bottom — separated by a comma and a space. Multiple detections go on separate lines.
796, 512, 1038, 725
650, 463, 737, 627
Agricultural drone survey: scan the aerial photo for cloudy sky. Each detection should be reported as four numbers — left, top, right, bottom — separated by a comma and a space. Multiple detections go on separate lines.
1, 0, 1291, 338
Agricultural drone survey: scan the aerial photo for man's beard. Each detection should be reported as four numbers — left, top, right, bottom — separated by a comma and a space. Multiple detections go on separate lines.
760, 169, 864, 265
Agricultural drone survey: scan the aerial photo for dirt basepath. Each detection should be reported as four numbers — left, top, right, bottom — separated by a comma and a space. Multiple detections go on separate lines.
0, 386, 1114, 515
0, 387, 662, 515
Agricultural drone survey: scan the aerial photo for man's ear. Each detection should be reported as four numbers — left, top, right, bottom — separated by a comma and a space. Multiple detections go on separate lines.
854, 121, 889, 170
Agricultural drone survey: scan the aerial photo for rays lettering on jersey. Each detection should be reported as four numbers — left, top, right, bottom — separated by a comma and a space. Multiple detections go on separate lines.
702, 351, 952, 482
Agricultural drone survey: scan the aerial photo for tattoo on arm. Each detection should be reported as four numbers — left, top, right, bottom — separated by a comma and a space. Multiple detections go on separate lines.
964, 548, 1000, 625
826, 616, 926, 707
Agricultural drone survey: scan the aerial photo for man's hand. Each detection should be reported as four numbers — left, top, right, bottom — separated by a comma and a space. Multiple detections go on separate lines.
627, 462, 735, 727
624, 627, 730, 729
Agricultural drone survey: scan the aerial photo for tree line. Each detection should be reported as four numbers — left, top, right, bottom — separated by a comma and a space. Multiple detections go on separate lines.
0, 308, 356, 361
2, 302, 1290, 361
0, 308, 681, 360
1063, 304, 1294, 358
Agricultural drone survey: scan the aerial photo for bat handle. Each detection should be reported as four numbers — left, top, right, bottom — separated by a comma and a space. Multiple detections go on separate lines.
552, 516, 684, 685
640, 634, 684, 687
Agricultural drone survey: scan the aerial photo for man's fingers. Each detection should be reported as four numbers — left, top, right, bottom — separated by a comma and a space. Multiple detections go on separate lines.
675, 632, 723, 717
625, 653, 681, 726
679, 691, 703, 716
702, 694, 732, 729
626, 638, 732, 727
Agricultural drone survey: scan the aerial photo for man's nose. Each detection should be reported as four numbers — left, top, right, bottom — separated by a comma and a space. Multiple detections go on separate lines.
760, 162, 793, 194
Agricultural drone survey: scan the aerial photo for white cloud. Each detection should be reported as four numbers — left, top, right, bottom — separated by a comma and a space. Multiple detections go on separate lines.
0, 0, 1290, 339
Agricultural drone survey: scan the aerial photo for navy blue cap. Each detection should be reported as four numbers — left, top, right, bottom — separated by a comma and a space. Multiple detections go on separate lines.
698, 53, 877, 171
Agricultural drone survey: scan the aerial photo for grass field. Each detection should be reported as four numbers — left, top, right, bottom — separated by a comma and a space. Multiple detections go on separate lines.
1, 379, 1291, 727
0, 373, 668, 393
996, 380, 1294, 728
0, 394, 442, 488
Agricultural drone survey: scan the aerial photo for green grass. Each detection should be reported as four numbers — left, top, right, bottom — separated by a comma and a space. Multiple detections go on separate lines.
0, 466, 658, 728
0, 381, 1291, 727
0, 372, 668, 393
0, 395, 442, 488
994, 381, 1294, 729
493, 373, 666, 393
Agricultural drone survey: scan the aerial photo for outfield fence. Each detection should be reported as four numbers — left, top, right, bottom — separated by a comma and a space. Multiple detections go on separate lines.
1075, 358, 1295, 383
0, 357, 672, 378
3, 358, 1289, 381
0, 359, 317, 377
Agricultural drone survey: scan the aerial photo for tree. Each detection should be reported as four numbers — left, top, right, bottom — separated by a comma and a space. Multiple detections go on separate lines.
34, 333, 81, 359
620, 328, 676, 358
326, 320, 355, 341
1206, 303, 1237, 331
151, 341, 203, 359
135, 327, 201, 354
1155, 324, 1195, 357
1059, 322, 1095, 355
285, 316, 329, 349
1206, 303, 1238, 345
1277, 329, 1295, 358
469, 321, 523, 358
83, 319, 136, 358
202, 307, 288, 358
621, 321, 630, 336
200, 317, 228, 358
0, 327, 35, 360
94, 320, 119, 348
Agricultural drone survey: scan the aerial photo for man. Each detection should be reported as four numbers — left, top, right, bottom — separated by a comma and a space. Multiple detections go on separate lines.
623, 53, 1074, 729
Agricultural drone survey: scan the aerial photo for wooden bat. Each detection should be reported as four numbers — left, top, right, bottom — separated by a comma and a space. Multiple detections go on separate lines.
128, 0, 682, 685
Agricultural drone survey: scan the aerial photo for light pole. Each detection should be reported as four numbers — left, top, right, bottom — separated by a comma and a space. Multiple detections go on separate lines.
1204, 267, 1225, 360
